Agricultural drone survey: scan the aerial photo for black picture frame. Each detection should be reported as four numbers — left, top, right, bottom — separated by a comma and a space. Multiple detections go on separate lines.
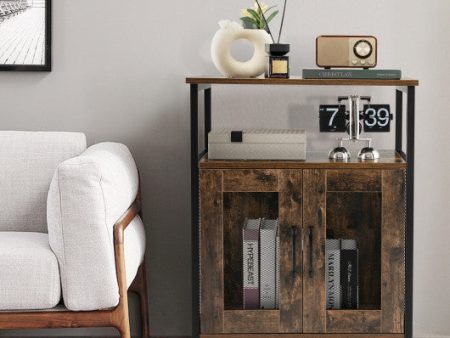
0, 0, 51, 72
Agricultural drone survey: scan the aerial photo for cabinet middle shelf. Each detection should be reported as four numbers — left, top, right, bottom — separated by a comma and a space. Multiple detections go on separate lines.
199, 151, 406, 170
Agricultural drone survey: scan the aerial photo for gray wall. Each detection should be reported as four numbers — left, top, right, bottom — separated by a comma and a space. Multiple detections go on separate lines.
0, 0, 449, 337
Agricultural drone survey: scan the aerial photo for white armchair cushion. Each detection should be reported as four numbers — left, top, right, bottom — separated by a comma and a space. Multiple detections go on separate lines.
0, 232, 61, 310
0, 131, 86, 233
47, 143, 146, 311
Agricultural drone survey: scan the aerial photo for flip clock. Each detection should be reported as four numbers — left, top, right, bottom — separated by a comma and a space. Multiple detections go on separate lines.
319, 95, 393, 160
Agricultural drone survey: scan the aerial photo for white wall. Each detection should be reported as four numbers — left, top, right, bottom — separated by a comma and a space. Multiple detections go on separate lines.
0, 0, 448, 337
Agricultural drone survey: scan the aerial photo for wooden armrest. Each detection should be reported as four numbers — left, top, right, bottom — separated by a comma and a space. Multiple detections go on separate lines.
113, 192, 142, 245
113, 191, 142, 302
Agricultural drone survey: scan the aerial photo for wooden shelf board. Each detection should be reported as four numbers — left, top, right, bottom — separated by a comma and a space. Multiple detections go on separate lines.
199, 151, 406, 170
186, 76, 419, 87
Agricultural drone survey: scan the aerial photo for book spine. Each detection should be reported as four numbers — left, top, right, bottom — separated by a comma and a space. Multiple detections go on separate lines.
275, 228, 280, 309
302, 69, 402, 80
356, 249, 360, 308
341, 239, 357, 250
326, 239, 340, 250
326, 249, 341, 309
340, 249, 358, 309
243, 227, 260, 309
260, 226, 277, 309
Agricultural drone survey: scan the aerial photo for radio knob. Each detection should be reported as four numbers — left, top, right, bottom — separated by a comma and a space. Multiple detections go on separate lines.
354, 40, 373, 59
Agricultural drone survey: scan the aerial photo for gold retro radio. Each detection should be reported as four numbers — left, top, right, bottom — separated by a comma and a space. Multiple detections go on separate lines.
316, 35, 377, 69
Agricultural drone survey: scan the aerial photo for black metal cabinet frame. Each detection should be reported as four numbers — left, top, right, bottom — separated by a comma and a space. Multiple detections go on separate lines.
188, 79, 416, 338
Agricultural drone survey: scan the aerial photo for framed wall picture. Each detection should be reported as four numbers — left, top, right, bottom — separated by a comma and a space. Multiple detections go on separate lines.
0, 0, 51, 71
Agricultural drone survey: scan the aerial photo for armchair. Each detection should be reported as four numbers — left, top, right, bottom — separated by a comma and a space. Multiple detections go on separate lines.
0, 131, 149, 338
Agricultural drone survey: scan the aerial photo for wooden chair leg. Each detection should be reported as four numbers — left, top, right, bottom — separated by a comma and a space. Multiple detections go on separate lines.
118, 318, 131, 338
113, 277, 132, 338
112, 294, 131, 338
130, 261, 150, 338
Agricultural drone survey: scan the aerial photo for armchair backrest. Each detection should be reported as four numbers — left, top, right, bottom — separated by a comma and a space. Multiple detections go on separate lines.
0, 131, 86, 233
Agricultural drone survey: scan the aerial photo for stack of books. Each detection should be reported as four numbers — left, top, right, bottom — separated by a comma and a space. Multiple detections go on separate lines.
243, 218, 280, 310
326, 239, 359, 310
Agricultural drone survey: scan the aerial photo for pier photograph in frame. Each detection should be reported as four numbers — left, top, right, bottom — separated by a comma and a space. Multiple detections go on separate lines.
0, 0, 51, 71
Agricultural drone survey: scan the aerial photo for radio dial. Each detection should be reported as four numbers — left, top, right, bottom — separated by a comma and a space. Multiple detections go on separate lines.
354, 40, 373, 59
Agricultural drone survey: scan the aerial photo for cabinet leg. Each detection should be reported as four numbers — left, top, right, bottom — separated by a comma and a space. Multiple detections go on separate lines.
405, 86, 415, 338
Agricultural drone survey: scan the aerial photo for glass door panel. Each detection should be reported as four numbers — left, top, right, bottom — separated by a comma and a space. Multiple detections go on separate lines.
223, 192, 279, 310
326, 191, 382, 311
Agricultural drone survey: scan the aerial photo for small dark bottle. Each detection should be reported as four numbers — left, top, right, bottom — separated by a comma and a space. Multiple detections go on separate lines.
265, 43, 290, 79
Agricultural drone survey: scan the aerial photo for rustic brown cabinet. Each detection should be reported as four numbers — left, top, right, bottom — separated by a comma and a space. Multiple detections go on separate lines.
187, 76, 418, 338
302, 169, 405, 335
199, 155, 406, 338
200, 168, 303, 334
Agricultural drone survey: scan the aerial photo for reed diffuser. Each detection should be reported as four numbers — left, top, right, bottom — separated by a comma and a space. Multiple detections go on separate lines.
255, 0, 290, 78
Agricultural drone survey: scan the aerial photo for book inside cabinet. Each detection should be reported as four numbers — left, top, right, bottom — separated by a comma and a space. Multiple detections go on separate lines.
199, 156, 406, 337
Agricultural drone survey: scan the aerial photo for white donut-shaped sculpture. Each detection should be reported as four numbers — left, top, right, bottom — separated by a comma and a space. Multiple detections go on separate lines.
211, 28, 272, 78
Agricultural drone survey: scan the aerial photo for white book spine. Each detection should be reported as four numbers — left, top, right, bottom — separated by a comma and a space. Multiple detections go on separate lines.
259, 219, 278, 309
243, 219, 260, 309
275, 228, 280, 309
326, 239, 342, 309
326, 249, 341, 309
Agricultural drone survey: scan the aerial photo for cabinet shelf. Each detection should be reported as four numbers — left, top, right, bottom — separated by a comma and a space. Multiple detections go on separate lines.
186, 76, 419, 87
199, 151, 406, 170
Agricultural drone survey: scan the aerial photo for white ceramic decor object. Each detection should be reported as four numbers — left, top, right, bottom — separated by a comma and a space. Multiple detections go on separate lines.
211, 20, 272, 78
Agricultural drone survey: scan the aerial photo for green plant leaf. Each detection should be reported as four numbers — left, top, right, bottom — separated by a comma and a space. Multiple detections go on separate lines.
246, 8, 262, 28
264, 6, 277, 14
266, 10, 279, 24
240, 16, 257, 29
240, 16, 257, 24
247, 8, 261, 20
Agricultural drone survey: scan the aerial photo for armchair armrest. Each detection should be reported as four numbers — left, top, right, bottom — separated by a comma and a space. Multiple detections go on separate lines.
47, 142, 146, 311
114, 192, 142, 245
114, 192, 142, 311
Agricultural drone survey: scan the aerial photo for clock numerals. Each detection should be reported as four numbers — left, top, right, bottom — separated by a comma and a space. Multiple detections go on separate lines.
320, 104, 392, 133
319, 105, 347, 132
363, 105, 392, 132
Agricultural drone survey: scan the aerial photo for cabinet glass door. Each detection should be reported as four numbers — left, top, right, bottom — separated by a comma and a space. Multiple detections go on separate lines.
302, 169, 405, 334
200, 169, 302, 334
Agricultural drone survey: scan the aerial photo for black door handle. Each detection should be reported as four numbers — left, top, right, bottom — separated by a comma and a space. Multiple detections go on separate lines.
308, 226, 314, 278
291, 227, 298, 276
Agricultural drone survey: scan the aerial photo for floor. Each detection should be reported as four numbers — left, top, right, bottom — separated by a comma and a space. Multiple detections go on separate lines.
0, 7, 46, 65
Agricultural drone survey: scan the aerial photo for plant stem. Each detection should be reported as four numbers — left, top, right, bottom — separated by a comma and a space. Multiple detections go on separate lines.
277, 0, 287, 43
254, 0, 275, 43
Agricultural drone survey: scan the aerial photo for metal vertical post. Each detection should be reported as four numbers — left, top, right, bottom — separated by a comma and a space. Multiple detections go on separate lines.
191, 84, 212, 338
405, 86, 415, 338
395, 89, 404, 155
190, 84, 200, 338
204, 88, 212, 150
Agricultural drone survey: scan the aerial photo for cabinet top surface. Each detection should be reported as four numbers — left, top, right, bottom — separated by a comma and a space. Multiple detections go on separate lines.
186, 76, 419, 87
199, 151, 407, 170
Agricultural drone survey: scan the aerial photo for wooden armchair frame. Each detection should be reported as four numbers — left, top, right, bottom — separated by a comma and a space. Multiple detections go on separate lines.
0, 193, 149, 338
